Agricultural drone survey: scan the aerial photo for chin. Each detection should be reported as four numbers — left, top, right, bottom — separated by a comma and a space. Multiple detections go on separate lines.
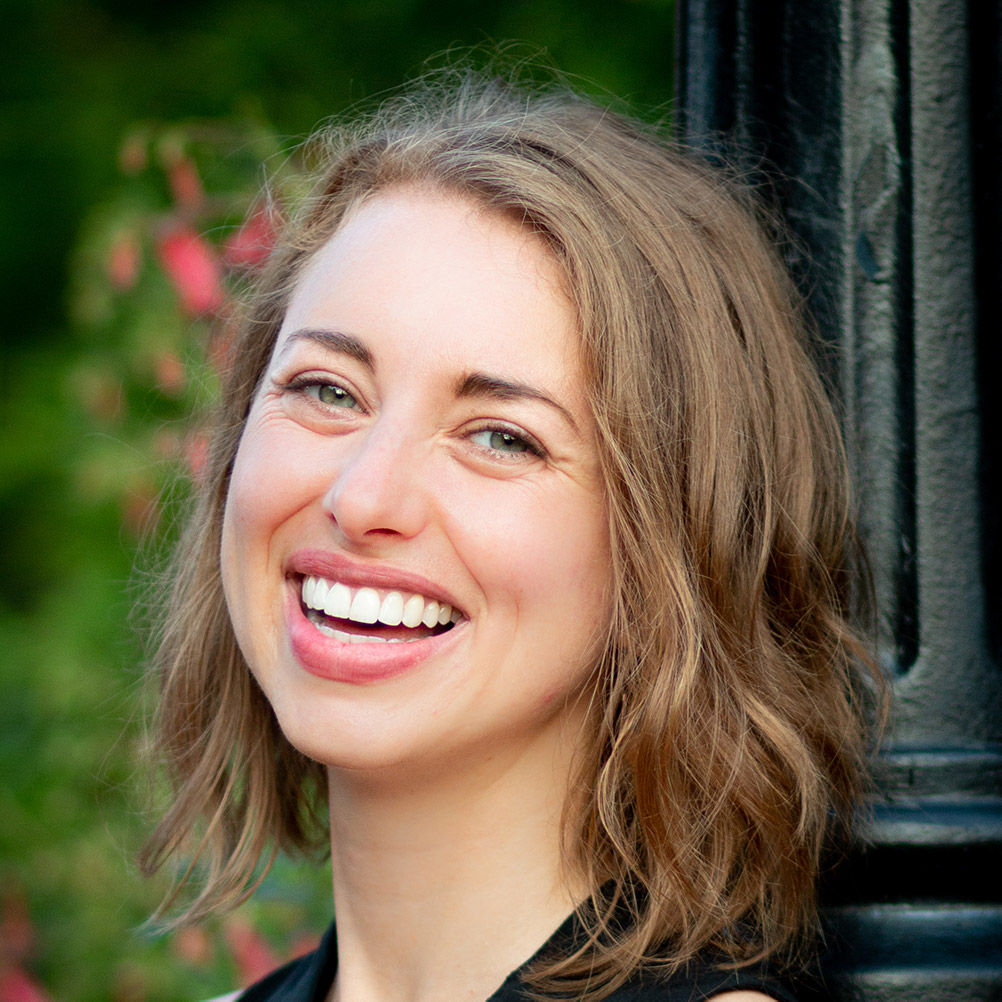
262, 689, 436, 778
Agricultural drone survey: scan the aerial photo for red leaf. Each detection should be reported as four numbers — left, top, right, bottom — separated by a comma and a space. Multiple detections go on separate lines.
155, 225, 225, 316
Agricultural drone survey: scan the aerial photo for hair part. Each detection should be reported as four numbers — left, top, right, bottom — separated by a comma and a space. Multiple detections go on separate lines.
141, 65, 885, 999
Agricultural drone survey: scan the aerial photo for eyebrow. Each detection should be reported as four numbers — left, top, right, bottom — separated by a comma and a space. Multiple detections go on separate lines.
278, 328, 578, 432
455, 371, 579, 433
278, 328, 374, 369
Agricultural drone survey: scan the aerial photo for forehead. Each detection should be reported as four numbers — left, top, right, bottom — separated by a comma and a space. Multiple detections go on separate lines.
275, 187, 585, 397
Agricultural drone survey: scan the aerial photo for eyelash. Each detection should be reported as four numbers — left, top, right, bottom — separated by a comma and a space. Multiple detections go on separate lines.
278, 374, 546, 462
281, 374, 363, 411
467, 424, 546, 461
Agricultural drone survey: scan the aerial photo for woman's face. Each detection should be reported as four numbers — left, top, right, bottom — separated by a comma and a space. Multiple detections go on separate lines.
221, 187, 612, 777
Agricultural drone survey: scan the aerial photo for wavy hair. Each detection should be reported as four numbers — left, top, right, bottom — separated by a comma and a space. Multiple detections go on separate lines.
141, 66, 883, 999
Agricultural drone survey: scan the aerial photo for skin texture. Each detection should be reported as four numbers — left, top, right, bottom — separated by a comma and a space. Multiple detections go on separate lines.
221, 187, 611, 781
219, 187, 778, 1002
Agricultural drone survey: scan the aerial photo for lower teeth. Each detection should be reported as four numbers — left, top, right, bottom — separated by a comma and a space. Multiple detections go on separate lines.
310, 611, 414, 644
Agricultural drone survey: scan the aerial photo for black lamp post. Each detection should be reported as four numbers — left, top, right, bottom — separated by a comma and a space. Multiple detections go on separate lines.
676, 1, 1002, 998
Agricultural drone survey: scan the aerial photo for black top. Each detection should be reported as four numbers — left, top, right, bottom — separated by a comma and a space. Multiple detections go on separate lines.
235, 914, 800, 1002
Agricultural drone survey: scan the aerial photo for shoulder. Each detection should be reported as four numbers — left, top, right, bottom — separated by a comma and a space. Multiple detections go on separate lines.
203, 995, 243, 1002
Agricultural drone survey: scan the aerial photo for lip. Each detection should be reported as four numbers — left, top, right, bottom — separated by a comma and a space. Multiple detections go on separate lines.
285, 548, 465, 612
283, 550, 467, 684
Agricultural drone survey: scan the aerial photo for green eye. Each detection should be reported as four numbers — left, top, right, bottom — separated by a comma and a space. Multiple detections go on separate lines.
314, 383, 357, 408
489, 430, 528, 453
470, 428, 537, 455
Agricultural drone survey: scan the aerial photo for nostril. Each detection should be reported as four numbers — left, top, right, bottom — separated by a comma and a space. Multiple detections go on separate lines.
321, 439, 429, 542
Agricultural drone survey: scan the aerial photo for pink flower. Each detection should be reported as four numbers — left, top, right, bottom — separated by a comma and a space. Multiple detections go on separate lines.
122, 483, 160, 536
154, 350, 186, 395
78, 370, 124, 423
0, 967, 53, 1002
155, 225, 225, 316
118, 133, 148, 175
224, 204, 277, 270
223, 917, 280, 986
208, 324, 235, 376
170, 925, 214, 967
0, 890, 34, 964
286, 931, 321, 960
184, 431, 209, 482
167, 156, 205, 209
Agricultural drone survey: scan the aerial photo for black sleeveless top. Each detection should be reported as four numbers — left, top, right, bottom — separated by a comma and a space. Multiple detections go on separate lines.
235, 914, 801, 1002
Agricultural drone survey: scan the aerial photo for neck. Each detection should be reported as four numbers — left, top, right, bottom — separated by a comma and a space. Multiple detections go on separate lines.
325, 723, 588, 1002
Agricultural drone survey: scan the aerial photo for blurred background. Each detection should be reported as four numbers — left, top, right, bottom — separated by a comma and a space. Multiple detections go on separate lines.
0, 1, 674, 998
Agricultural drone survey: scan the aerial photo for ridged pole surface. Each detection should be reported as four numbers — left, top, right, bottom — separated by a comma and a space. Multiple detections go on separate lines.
676, 0, 1001, 998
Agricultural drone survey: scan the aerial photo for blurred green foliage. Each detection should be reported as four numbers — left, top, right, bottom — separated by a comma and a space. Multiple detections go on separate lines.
0, 1, 673, 998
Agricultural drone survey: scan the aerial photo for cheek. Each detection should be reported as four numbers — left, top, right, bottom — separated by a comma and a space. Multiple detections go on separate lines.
455, 477, 611, 625
220, 444, 267, 591
222, 415, 324, 549
220, 425, 310, 668
522, 489, 610, 598
220, 424, 298, 608
219, 466, 255, 637
224, 449, 271, 542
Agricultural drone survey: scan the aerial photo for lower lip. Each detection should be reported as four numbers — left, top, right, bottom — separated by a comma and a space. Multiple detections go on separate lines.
285, 584, 462, 684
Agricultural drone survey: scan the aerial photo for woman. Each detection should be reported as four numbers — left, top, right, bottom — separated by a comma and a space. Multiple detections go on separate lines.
142, 69, 881, 1002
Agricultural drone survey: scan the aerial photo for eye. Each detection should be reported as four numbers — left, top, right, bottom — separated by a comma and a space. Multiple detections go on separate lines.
308, 382, 358, 409
468, 427, 544, 459
282, 374, 361, 411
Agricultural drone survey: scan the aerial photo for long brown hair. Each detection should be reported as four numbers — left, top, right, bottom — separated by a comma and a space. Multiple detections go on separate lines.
141, 66, 884, 998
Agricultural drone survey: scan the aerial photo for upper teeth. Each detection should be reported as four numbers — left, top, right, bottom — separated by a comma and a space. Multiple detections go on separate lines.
301, 575, 460, 629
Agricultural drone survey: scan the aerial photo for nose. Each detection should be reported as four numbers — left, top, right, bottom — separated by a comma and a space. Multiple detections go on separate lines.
321, 421, 429, 544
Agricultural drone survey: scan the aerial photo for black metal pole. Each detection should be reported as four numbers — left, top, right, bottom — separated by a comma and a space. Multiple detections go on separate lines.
676, 1, 1002, 998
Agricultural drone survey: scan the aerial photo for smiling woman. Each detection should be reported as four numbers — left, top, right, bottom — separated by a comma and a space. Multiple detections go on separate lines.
140, 66, 884, 1002
221, 188, 610, 767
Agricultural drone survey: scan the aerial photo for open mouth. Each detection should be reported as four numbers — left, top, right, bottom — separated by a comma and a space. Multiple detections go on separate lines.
299, 574, 462, 644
